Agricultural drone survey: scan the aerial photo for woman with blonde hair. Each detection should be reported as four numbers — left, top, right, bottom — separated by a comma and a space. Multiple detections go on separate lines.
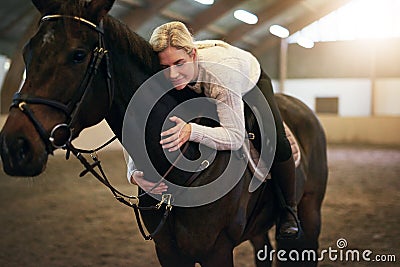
127, 21, 300, 239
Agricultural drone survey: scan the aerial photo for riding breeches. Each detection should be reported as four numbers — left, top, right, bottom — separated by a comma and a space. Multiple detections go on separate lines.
243, 70, 292, 163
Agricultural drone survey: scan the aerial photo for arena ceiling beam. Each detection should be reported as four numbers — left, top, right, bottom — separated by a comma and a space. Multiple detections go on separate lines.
188, 0, 243, 34
122, 0, 175, 30
251, 0, 353, 56
223, 0, 300, 44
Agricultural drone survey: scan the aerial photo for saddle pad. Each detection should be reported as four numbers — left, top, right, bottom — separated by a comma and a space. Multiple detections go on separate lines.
243, 122, 301, 182
283, 122, 301, 168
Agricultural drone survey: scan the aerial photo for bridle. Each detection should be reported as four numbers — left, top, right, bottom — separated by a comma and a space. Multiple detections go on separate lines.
11, 15, 114, 154
10, 14, 174, 240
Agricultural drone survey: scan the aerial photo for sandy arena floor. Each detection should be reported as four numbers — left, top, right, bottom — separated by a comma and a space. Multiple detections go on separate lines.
0, 144, 399, 266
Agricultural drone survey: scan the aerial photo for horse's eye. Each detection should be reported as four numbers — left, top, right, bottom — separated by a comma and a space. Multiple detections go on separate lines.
72, 50, 87, 63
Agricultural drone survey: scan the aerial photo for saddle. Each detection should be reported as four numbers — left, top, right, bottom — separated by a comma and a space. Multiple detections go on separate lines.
242, 122, 301, 182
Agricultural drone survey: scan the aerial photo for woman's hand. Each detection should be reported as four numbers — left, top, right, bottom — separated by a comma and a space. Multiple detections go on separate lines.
160, 116, 191, 152
130, 170, 168, 194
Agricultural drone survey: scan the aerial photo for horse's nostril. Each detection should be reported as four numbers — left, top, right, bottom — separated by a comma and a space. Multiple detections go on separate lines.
1, 133, 47, 177
16, 137, 32, 164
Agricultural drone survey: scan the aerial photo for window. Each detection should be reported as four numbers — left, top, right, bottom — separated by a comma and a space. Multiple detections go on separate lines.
315, 97, 339, 114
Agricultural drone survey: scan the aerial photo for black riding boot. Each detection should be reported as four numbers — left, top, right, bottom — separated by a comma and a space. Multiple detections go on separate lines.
271, 155, 301, 239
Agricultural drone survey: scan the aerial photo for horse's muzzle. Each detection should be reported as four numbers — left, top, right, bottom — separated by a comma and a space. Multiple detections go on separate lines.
0, 131, 47, 177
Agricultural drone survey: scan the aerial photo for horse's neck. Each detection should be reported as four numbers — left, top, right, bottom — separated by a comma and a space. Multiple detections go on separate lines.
100, 18, 210, 181
102, 16, 161, 139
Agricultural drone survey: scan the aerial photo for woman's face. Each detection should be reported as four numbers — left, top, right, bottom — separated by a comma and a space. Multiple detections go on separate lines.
158, 46, 196, 90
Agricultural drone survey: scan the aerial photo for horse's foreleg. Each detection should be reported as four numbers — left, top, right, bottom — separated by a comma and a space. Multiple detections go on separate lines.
155, 245, 196, 267
200, 249, 234, 267
250, 232, 273, 267
199, 232, 234, 267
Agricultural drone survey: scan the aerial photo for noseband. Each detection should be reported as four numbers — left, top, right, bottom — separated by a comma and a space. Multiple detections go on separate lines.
11, 15, 114, 154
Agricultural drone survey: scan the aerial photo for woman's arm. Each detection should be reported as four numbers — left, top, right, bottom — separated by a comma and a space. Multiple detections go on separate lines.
188, 87, 245, 150
160, 86, 245, 151
126, 156, 168, 194
126, 156, 137, 184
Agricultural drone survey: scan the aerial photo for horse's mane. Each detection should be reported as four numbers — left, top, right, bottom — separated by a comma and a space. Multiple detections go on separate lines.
103, 16, 160, 73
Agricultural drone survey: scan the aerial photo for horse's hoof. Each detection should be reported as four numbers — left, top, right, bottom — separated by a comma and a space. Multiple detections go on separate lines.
276, 223, 300, 240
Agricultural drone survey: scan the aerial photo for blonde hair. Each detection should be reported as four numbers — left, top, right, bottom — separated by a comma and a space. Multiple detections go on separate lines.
149, 21, 195, 55
149, 21, 230, 55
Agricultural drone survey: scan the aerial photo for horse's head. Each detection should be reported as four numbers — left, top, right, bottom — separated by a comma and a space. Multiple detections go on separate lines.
0, 0, 116, 176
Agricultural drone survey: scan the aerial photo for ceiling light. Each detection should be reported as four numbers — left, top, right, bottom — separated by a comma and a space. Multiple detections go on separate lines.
297, 36, 314, 48
269, 25, 290, 38
193, 0, 214, 5
234, 10, 258, 25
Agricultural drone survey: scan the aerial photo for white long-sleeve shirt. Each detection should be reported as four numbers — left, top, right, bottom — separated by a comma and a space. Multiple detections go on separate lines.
126, 40, 261, 183
188, 40, 261, 151
127, 155, 136, 184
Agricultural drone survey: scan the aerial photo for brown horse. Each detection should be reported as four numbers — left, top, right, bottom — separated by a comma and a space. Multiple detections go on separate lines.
0, 0, 328, 266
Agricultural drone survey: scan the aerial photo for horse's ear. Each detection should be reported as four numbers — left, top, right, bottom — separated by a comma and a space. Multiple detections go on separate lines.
32, 0, 61, 14
85, 0, 116, 22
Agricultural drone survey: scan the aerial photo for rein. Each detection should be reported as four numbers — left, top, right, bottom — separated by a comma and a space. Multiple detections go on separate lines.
64, 138, 173, 241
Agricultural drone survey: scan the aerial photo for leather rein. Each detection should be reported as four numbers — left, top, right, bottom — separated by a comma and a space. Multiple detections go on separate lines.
10, 15, 179, 241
